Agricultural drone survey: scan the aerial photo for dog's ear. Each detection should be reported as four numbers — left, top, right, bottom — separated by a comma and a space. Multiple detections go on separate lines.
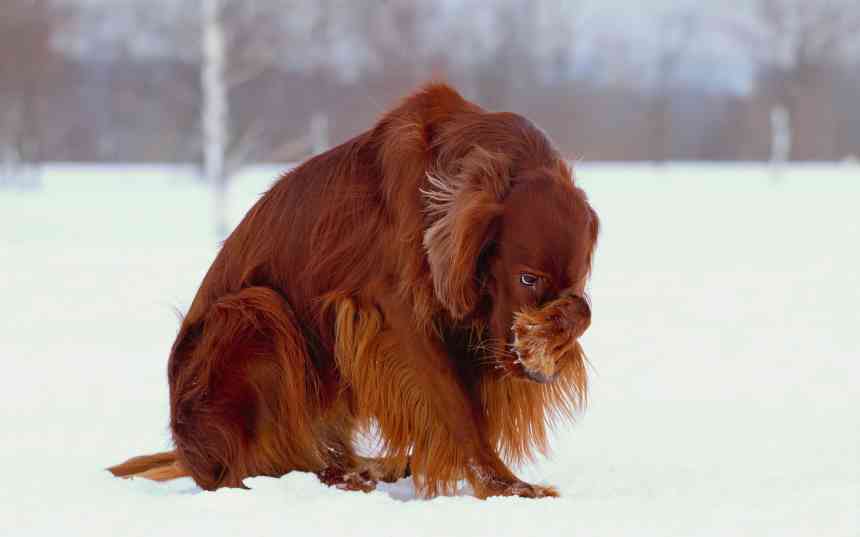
423, 147, 510, 319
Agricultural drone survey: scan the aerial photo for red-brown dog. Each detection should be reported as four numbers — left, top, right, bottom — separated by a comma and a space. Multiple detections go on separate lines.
109, 83, 599, 499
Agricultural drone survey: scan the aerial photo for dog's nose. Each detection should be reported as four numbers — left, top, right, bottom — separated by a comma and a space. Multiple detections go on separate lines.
569, 294, 591, 320
555, 295, 591, 336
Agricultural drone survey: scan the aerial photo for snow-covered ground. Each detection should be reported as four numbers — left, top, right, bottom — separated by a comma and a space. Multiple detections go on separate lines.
2, 163, 858, 536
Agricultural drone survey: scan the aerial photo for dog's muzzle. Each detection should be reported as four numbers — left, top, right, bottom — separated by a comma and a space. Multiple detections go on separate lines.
511, 294, 591, 383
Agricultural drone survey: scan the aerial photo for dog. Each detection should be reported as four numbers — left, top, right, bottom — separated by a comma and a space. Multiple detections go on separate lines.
109, 83, 599, 499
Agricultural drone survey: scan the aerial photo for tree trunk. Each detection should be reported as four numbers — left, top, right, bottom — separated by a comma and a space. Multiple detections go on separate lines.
201, 0, 229, 240
769, 104, 791, 179
213, 177, 228, 240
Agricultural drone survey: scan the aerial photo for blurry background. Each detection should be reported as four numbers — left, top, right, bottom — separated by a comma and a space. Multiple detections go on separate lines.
3, 0, 859, 237
3, 0, 859, 180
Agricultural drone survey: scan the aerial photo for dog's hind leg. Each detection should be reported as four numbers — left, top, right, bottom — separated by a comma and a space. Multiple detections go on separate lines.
167, 286, 327, 490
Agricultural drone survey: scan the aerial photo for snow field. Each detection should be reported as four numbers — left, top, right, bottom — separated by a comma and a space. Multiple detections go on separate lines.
1, 163, 857, 536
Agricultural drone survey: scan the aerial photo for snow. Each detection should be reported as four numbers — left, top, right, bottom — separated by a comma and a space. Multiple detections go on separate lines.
2, 163, 858, 536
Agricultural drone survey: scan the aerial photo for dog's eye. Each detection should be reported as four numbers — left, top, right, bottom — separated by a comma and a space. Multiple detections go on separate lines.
520, 273, 539, 287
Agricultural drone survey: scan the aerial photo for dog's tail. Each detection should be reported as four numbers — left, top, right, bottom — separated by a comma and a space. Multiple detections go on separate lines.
107, 450, 191, 482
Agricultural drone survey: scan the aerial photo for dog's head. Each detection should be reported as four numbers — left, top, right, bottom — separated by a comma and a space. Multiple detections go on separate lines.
487, 173, 597, 383
422, 111, 598, 384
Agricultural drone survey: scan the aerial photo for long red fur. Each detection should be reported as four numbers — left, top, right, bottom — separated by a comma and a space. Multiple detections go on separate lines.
108, 83, 599, 498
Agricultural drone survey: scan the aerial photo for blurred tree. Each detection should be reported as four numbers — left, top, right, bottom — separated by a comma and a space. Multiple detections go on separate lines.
201, 0, 230, 239
647, 13, 698, 163
5, 0, 860, 168
727, 0, 860, 160
195, 0, 379, 238
0, 0, 67, 188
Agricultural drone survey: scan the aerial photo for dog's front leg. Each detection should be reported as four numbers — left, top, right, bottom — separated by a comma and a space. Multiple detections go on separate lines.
366, 297, 555, 499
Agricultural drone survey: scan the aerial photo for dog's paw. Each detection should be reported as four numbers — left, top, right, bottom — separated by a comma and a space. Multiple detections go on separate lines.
355, 455, 411, 484
316, 467, 377, 493
501, 481, 559, 499
476, 477, 559, 499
